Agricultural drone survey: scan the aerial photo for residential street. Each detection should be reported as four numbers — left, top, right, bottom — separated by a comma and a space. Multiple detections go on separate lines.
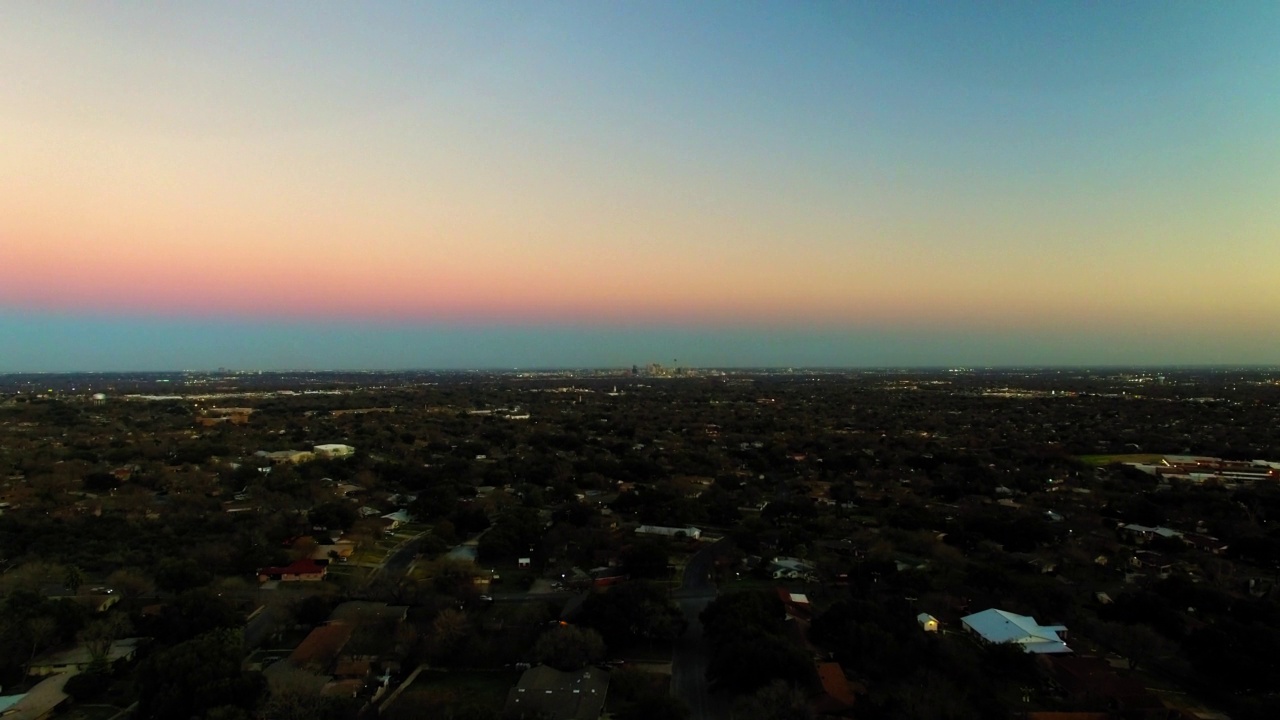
671, 539, 728, 720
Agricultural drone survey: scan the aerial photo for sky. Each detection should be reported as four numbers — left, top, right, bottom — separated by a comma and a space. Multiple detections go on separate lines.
2, 2, 1278, 370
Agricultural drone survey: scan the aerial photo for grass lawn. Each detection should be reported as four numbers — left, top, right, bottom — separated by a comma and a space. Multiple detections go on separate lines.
719, 575, 780, 592
486, 564, 537, 591
401, 669, 523, 714
346, 546, 390, 567
1077, 453, 1167, 467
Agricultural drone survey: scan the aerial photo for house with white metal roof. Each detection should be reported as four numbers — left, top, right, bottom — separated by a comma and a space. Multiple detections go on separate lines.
960, 608, 1071, 654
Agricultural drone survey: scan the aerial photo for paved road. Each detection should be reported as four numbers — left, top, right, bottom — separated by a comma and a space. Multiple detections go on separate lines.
671, 539, 729, 720
491, 590, 575, 603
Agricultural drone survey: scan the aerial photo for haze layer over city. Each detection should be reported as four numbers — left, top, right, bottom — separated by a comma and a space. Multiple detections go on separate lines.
3, 4, 1280, 720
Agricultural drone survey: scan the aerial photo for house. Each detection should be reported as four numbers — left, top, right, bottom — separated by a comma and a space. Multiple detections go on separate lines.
1045, 655, 1170, 718
777, 588, 812, 621
41, 584, 120, 613
257, 450, 315, 464
257, 558, 327, 583
961, 609, 1070, 654
810, 662, 856, 717
1120, 524, 1183, 543
28, 638, 143, 676
197, 408, 253, 426
0, 672, 75, 720
635, 525, 701, 540
504, 665, 609, 720
334, 603, 409, 664
288, 622, 355, 674
917, 613, 939, 632
1129, 550, 1173, 578
591, 568, 629, 588
1183, 534, 1228, 555
768, 557, 816, 581
313, 444, 355, 459
221, 499, 259, 514
311, 539, 355, 562
380, 510, 412, 530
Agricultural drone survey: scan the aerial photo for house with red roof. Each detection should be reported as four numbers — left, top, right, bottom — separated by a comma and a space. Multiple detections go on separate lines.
257, 558, 327, 582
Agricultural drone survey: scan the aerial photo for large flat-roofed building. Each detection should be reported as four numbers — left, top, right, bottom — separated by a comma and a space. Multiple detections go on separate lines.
314, 444, 356, 458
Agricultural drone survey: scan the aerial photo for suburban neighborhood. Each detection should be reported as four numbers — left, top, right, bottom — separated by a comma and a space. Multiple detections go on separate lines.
0, 368, 1278, 719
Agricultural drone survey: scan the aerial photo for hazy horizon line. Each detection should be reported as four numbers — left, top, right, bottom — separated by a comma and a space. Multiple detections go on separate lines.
4, 364, 1278, 376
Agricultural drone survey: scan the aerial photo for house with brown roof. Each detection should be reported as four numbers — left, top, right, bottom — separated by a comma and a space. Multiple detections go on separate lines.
1044, 655, 1172, 719
288, 622, 355, 674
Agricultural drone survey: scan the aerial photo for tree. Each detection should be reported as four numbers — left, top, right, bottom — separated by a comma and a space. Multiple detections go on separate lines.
610, 668, 690, 720
137, 628, 267, 719
145, 588, 242, 645
532, 625, 606, 671
707, 635, 815, 692
25, 616, 59, 673
106, 567, 155, 601
83, 471, 121, 492
578, 582, 686, 649
262, 666, 361, 720
63, 564, 84, 592
429, 608, 471, 661
79, 613, 131, 664
289, 536, 319, 562
1089, 620, 1177, 671
620, 540, 671, 580
810, 597, 929, 682
478, 508, 543, 563
730, 680, 811, 720
154, 557, 211, 593
700, 590, 784, 648
308, 501, 358, 532
617, 693, 689, 720
880, 668, 981, 720
291, 594, 334, 627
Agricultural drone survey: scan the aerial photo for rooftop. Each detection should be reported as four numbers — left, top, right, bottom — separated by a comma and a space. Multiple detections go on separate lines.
961, 609, 1070, 654
504, 665, 609, 720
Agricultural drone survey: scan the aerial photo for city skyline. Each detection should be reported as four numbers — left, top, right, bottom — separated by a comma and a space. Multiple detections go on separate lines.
3, 2, 1278, 370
